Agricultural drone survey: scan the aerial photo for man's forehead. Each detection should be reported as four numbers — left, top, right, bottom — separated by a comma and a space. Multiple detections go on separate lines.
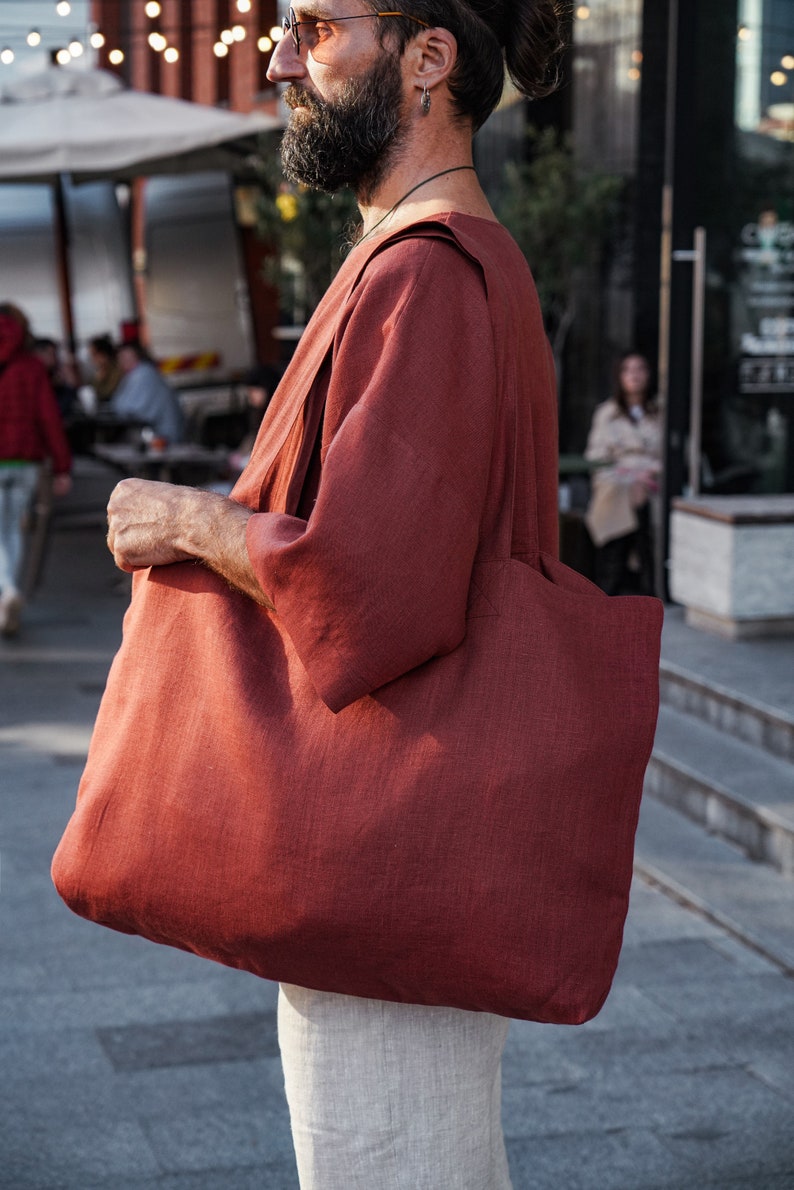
292, 1, 363, 17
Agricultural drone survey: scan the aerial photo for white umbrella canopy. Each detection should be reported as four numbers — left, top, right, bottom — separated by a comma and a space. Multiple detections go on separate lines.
0, 66, 283, 350
0, 66, 282, 183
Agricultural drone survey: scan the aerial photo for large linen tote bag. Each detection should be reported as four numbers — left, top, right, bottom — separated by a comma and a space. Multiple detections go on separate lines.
52, 228, 663, 1026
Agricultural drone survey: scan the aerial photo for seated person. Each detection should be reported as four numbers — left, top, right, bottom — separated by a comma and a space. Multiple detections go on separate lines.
203, 364, 280, 496
227, 364, 281, 475
88, 335, 123, 403
33, 337, 81, 423
111, 341, 185, 445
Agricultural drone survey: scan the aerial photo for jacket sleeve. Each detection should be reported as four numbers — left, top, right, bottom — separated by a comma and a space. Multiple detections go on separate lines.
245, 238, 499, 712
584, 401, 618, 465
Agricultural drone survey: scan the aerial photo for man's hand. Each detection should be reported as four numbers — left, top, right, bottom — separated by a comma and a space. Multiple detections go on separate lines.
105, 478, 274, 609
106, 478, 196, 571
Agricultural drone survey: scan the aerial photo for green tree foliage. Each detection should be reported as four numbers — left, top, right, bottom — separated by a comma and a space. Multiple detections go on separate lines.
498, 127, 623, 371
255, 137, 360, 319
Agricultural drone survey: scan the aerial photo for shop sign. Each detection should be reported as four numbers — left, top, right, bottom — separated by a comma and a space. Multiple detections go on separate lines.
737, 212, 794, 394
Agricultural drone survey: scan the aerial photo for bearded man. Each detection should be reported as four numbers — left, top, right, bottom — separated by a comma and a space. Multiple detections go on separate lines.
94, 2, 565, 1185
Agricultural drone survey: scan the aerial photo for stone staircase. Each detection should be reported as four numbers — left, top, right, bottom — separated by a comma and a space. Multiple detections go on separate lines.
633, 608, 794, 974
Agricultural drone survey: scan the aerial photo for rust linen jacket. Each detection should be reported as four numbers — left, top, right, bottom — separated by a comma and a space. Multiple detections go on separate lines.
231, 213, 559, 711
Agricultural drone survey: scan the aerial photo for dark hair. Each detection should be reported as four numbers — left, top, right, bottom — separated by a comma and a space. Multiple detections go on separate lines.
118, 339, 150, 362
0, 302, 32, 340
372, 0, 567, 131
245, 364, 281, 393
89, 334, 117, 359
614, 351, 654, 416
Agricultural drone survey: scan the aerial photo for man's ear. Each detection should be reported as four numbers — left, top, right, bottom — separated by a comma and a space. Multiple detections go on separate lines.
405, 25, 457, 96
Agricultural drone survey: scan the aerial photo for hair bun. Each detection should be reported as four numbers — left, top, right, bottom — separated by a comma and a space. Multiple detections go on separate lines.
465, 0, 508, 46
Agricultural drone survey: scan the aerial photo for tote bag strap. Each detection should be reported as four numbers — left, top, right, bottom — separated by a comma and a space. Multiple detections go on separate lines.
491, 277, 556, 572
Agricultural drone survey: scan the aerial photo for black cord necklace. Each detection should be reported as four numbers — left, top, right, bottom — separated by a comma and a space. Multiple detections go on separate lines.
356, 165, 476, 245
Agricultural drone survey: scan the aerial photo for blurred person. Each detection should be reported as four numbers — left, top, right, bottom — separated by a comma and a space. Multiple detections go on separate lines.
227, 364, 281, 476
0, 304, 72, 637
33, 337, 81, 423
111, 340, 185, 445
88, 334, 122, 404
584, 351, 661, 595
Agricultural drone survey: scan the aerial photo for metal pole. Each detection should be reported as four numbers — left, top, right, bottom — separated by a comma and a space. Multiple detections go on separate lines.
672, 227, 706, 496
689, 226, 706, 495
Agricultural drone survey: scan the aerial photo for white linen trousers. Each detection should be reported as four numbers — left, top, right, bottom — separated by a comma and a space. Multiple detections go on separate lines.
278, 984, 513, 1190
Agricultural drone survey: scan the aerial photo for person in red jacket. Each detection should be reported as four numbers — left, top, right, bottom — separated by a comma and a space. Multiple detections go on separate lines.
0, 304, 72, 637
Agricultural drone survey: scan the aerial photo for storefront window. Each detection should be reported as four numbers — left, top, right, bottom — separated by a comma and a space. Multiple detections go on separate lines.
721, 0, 794, 491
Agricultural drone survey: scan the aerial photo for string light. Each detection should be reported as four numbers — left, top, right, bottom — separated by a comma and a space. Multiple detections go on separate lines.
738, 26, 752, 41
783, 55, 794, 70
576, 5, 590, 19
771, 71, 788, 86
5, 6, 282, 78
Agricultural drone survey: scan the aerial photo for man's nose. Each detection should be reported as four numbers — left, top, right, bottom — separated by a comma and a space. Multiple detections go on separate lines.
267, 34, 305, 83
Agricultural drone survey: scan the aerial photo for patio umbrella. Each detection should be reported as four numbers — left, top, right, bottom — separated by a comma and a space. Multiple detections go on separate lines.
0, 65, 283, 345
0, 65, 282, 183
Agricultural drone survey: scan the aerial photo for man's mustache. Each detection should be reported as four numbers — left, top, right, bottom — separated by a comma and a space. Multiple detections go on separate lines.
284, 85, 323, 111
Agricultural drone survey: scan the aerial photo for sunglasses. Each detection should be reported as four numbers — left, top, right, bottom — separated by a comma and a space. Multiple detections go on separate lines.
281, 7, 431, 53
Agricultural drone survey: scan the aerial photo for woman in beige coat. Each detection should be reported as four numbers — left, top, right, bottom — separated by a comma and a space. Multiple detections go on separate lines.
584, 352, 661, 595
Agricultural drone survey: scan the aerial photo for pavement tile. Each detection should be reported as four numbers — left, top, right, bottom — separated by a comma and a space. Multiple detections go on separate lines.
113, 1056, 287, 1119
0, 1119, 161, 1189
141, 1104, 295, 1174
96, 1011, 279, 1071
507, 1128, 694, 1190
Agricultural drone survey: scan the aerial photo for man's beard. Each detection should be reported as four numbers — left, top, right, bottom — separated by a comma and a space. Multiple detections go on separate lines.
279, 53, 405, 197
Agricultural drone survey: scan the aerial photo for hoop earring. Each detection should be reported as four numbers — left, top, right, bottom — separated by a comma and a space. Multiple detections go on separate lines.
421, 84, 431, 115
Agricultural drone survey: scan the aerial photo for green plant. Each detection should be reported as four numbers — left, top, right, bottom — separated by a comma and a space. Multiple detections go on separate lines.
254, 139, 360, 320
498, 126, 623, 375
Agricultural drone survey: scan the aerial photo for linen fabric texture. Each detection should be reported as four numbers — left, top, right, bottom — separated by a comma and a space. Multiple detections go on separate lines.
52, 214, 663, 1025
278, 985, 512, 1190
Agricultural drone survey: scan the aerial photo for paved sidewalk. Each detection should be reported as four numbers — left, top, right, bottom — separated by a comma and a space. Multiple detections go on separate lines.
1, 463, 793, 1189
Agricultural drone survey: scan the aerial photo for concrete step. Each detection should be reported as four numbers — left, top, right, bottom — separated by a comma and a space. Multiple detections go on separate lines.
635, 795, 794, 975
645, 703, 794, 878
660, 658, 794, 764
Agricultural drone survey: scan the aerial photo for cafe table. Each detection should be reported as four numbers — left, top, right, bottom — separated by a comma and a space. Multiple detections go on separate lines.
92, 442, 231, 486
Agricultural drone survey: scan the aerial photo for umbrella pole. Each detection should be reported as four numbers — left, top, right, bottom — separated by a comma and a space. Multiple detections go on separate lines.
53, 175, 77, 355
